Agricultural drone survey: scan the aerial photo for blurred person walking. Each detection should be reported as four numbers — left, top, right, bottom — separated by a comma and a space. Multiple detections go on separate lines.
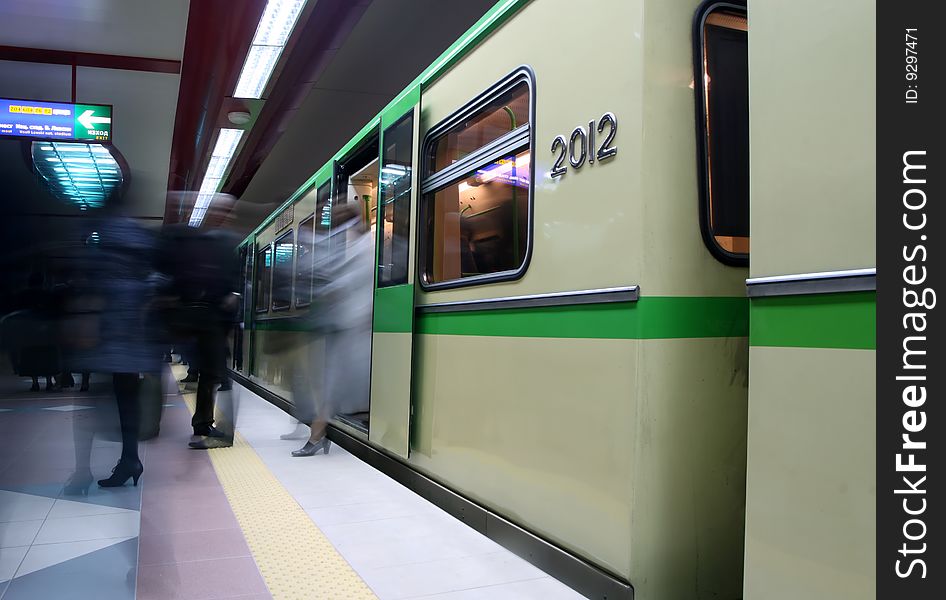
66, 217, 163, 489
6, 272, 61, 392
159, 219, 240, 449
291, 202, 373, 457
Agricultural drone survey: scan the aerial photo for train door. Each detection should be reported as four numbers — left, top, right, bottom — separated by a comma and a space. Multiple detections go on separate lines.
368, 105, 417, 458
233, 244, 248, 372
330, 132, 380, 433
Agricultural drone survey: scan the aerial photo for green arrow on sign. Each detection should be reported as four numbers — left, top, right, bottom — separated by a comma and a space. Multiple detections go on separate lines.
74, 104, 112, 141
77, 109, 110, 130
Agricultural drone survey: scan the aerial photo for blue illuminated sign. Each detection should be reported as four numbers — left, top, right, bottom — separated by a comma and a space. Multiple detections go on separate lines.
0, 98, 112, 143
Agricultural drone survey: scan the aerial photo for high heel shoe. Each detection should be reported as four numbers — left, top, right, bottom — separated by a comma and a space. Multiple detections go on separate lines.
97, 460, 143, 488
291, 437, 331, 457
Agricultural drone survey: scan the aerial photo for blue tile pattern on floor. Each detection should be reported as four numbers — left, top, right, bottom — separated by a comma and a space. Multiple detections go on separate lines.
3, 538, 137, 600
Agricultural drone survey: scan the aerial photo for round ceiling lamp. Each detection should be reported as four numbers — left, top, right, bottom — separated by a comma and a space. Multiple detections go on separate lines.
227, 111, 252, 126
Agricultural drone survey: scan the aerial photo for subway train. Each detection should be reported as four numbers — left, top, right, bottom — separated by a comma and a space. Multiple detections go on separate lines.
229, 0, 875, 598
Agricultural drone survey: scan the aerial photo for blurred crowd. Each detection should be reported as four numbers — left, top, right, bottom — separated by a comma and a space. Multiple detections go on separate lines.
0, 211, 241, 489
0, 197, 375, 491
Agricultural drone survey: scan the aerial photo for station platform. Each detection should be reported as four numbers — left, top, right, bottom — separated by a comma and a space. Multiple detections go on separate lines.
0, 367, 583, 600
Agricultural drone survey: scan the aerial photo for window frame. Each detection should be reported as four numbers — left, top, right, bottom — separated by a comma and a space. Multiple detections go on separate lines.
377, 111, 415, 289
418, 66, 536, 291
295, 213, 316, 308
254, 243, 272, 314
692, 0, 749, 267
270, 228, 295, 312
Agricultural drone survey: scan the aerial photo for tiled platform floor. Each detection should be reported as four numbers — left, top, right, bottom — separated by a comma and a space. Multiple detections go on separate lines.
0, 376, 142, 600
232, 384, 584, 600
0, 367, 585, 599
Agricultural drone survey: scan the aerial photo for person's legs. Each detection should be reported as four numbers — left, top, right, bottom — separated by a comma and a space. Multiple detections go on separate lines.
112, 373, 140, 464
191, 331, 216, 433
190, 328, 231, 446
30, 375, 39, 391
79, 372, 90, 392
98, 373, 143, 487
180, 363, 199, 383
192, 374, 216, 433
65, 402, 95, 496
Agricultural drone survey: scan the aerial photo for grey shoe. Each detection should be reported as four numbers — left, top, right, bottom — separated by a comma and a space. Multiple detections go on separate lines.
291, 437, 331, 457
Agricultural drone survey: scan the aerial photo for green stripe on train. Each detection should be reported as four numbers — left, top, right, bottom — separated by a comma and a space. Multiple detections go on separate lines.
374, 284, 414, 333
415, 297, 748, 339
749, 291, 876, 350
251, 296, 748, 338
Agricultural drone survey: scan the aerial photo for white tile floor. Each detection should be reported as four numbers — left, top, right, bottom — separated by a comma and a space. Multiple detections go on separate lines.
233, 384, 585, 600
0, 482, 139, 592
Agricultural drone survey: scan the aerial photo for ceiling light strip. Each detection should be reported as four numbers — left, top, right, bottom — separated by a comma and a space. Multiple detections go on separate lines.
190, 0, 307, 226
233, 0, 306, 99
188, 128, 244, 227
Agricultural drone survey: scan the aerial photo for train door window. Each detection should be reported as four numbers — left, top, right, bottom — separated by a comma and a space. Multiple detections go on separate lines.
271, 230, 294, 311
333, 133, 380, 254
295, 215, 315, 307
420, 67, 534, 289
254, 244, 272, 313
694, 2, 749, 265
378, 113, 414, 287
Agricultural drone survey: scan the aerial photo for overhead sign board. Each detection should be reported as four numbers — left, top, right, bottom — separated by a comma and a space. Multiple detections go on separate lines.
0, 98, 112, 143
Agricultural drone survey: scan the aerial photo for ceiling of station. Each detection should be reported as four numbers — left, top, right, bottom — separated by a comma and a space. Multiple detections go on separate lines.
0, 0, 189, 59
0, 0, 188, 275
0, 0, 498, 269
222, 0, 498, 232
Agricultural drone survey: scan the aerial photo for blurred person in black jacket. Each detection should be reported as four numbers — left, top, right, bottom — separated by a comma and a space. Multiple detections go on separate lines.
159, 207, 240, 449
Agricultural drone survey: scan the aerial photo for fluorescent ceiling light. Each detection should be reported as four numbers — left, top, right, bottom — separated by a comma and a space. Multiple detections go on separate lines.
233, 45, 281, 99
213, 129, 244, 160
188, 128, 245, 227
253, 0, 305, 46
205, 155, 229, 180
31, 141, 123, 209
233, 0, 306, 99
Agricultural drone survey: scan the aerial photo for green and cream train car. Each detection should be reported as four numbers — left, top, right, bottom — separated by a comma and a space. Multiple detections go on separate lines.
230, 0, 875, 598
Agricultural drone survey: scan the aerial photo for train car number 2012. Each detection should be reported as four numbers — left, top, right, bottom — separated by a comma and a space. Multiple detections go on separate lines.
550, 112, 617, 178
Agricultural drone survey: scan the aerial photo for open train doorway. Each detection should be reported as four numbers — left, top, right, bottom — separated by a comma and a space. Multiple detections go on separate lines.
330, 132, 380, 433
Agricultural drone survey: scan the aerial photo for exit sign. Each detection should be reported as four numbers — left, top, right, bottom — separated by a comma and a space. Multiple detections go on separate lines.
0, 98, 112, 143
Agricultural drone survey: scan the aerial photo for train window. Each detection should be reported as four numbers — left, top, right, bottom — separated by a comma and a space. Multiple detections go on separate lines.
316, 181, 332, 231
333, 134, 380, 260
694, 2, 749, 265
420, 68, 534, 289
428, 81, 530, 173
378, 113, 414, 287
295, 216, 315, 307
271, 230, 294, 311
254, 244, 272, 313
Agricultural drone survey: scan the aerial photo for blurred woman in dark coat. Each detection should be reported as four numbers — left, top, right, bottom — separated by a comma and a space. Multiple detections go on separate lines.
66, 217, 162, 488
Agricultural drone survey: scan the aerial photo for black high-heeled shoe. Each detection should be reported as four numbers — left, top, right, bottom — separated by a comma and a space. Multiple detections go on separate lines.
98, 460, 143, 488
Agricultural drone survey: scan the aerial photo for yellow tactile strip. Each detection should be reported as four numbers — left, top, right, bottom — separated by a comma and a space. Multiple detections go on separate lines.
182, 395, 378, 600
